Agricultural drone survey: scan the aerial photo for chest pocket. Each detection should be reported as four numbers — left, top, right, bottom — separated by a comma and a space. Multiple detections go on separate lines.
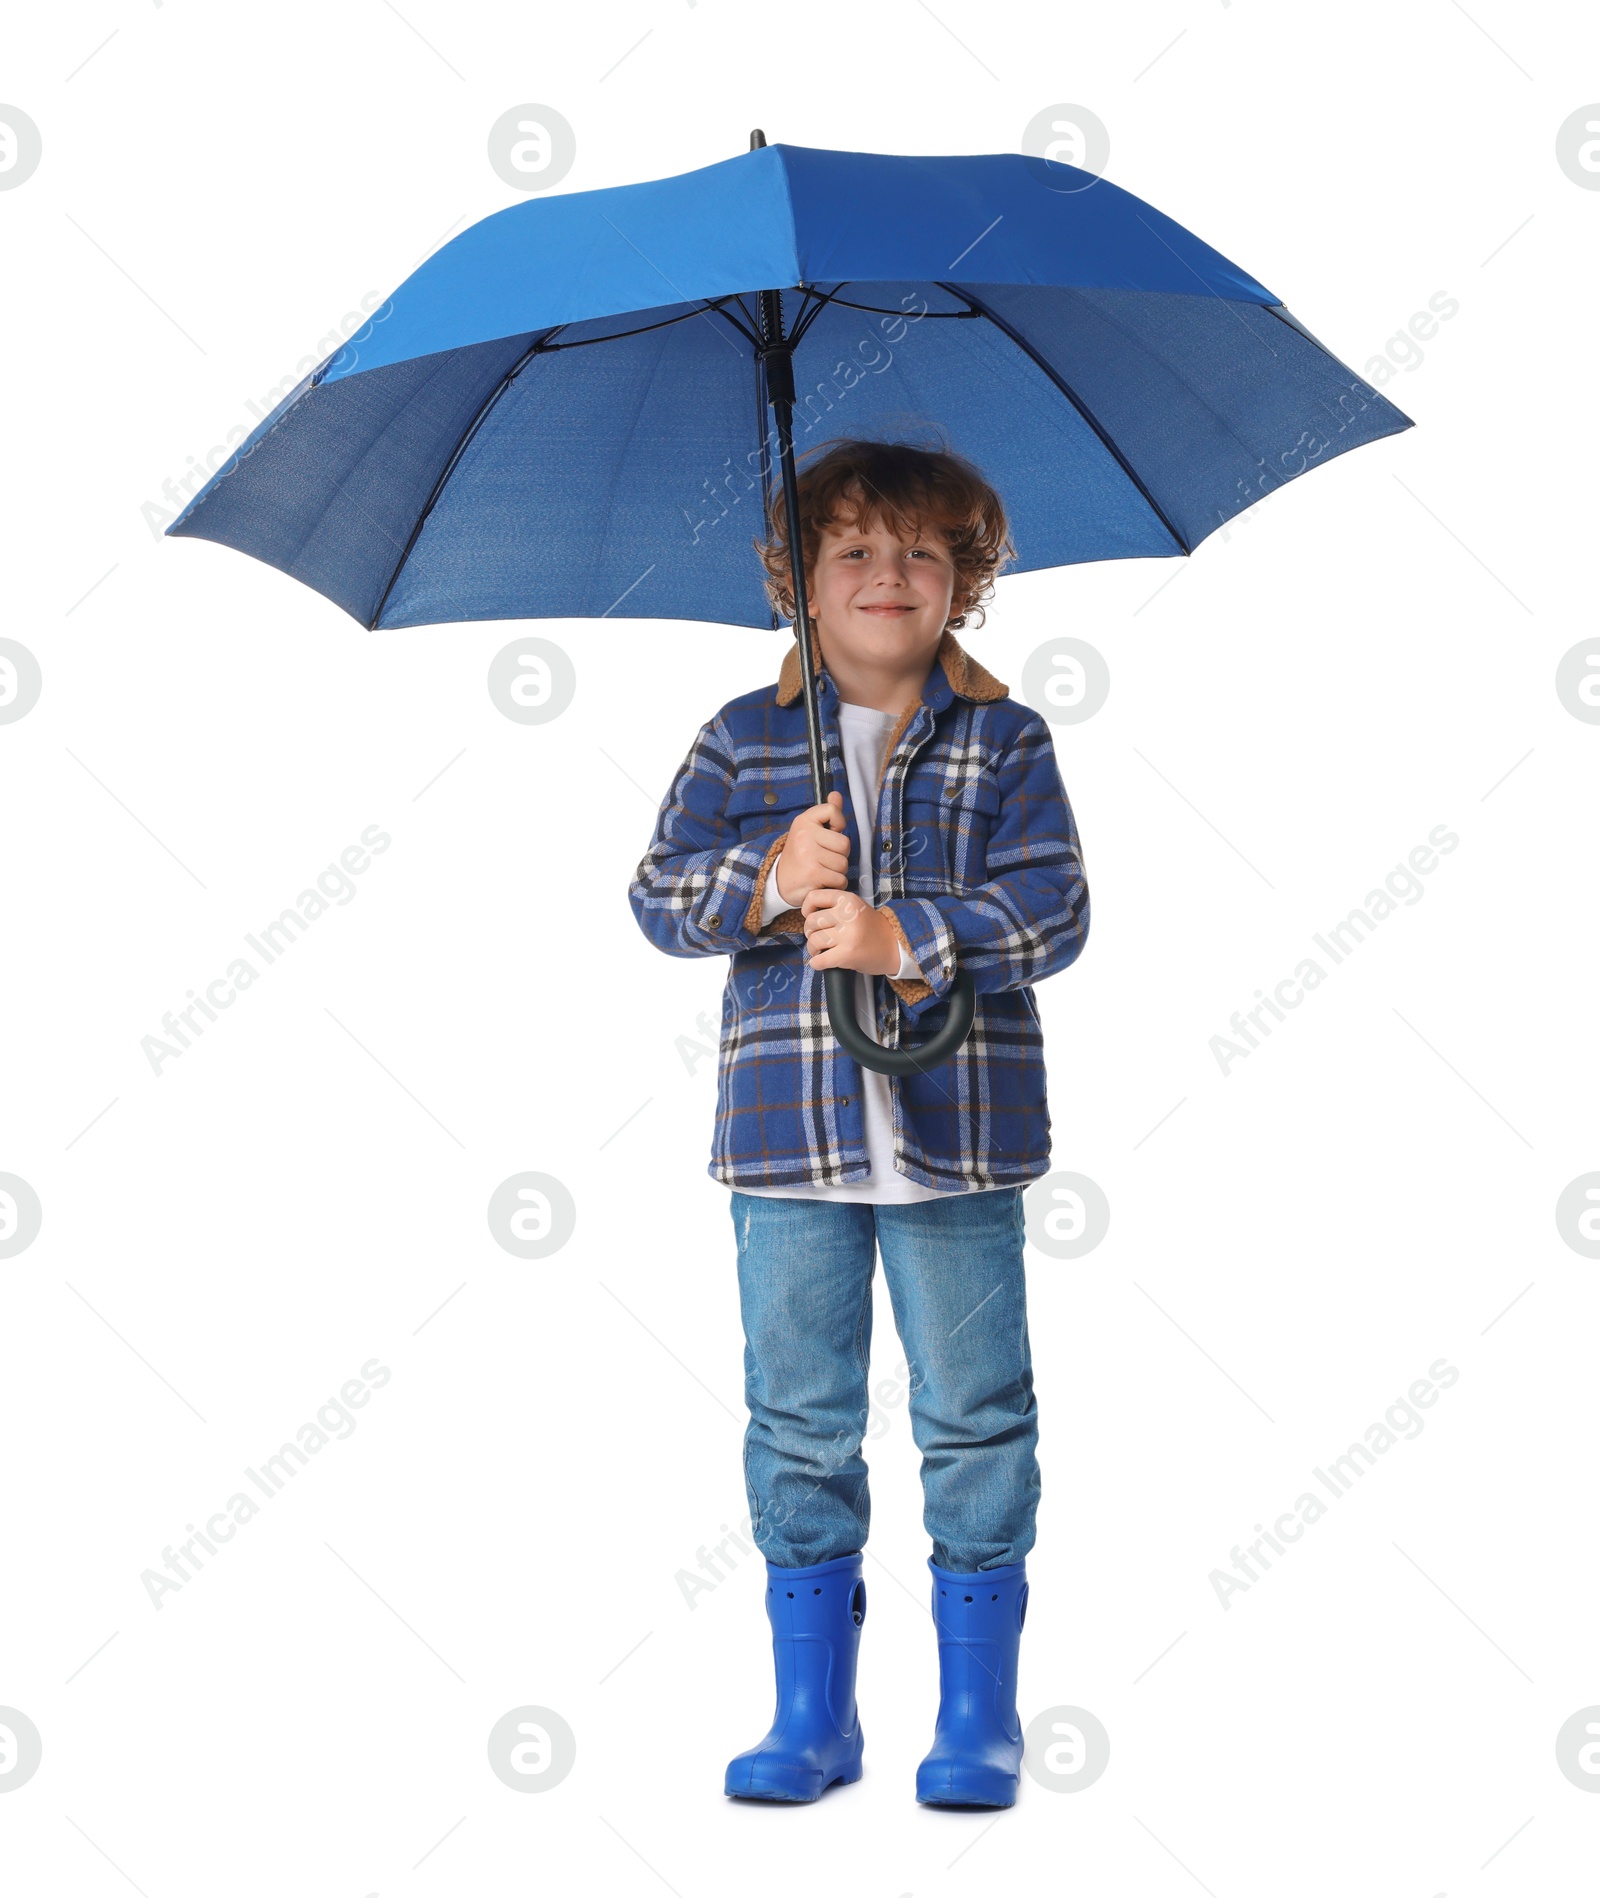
898, 768, 1003, 890
724, 773, 816, 839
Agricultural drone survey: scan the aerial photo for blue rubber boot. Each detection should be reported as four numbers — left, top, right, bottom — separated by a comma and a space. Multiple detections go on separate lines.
724, 1553, 866, 1801
915, 1557, 1028, 1808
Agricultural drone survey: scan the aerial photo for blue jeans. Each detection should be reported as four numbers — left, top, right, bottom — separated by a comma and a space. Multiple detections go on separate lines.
730, 1189, 1040, 1572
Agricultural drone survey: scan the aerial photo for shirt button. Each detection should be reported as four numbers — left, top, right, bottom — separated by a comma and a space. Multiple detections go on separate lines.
839, 1095, 852, 1107
764, 790, 778, 805
944, 785, 960, 799
706, 915, 721, 930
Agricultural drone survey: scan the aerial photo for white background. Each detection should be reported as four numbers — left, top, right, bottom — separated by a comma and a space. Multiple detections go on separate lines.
2, 3, 1597, 1893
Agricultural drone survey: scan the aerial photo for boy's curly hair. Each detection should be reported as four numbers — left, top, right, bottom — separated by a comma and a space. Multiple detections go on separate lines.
754, 435, 1015, 634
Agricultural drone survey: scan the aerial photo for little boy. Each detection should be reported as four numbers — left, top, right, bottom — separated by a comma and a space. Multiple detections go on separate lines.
629, 438, 1089, 1807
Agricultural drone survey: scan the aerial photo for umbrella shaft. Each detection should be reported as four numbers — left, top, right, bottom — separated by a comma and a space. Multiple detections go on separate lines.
773, 396, 829, 805
757, 285, 979, 1081
758, 291, 829, 807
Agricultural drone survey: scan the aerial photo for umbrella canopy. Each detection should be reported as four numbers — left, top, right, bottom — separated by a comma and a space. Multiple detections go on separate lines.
166, 141, 1412, 633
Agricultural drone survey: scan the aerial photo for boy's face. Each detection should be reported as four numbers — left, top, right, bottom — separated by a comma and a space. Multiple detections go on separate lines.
806, 507, 962, 678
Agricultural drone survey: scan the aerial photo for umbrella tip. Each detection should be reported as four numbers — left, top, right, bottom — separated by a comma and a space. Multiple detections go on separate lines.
749, 128, 766, 150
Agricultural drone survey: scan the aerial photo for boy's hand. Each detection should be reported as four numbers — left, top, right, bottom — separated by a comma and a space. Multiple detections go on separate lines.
774, 791, 850, 907
801, 888, 903, 976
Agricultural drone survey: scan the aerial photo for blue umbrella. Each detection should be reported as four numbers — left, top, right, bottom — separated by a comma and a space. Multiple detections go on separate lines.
168, 131, 1413, 1071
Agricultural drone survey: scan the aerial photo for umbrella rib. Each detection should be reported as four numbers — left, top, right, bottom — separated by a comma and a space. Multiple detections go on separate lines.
935, 281, 1191, 557
541, 296, 759, 352
1263, 301, 1386, 396
1260, 300, 1338, 359
797, 288, 981, 324
1263, 303, 1415, 437
367, 295, 770, 629
708, 299, 764, 350
366, 327, 565, 629
784, 287, 833, 348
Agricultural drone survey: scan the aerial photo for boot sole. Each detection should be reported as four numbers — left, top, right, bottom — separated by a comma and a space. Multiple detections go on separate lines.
725, 1743, 864, 1802
917, 1789, 1016, 1809
916, 1765, 1019, 1808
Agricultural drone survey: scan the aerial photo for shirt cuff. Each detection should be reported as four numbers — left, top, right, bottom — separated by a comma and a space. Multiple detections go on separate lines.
884, 898, 957, 1013
744, 835, 805, 936
760, 862, 793, 927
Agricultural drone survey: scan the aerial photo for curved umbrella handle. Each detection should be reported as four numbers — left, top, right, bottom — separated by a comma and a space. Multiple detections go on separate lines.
824, 967, 977, 1078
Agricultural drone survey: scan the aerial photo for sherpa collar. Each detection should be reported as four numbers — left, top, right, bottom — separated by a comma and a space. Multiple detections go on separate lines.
775, 628, 1009, 707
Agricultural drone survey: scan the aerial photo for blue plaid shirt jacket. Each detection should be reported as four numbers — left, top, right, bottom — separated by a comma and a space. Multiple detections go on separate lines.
629, 632, 1090, 1192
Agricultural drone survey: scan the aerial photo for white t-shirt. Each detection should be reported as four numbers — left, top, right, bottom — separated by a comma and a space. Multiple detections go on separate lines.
738, 700, 947, 1205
